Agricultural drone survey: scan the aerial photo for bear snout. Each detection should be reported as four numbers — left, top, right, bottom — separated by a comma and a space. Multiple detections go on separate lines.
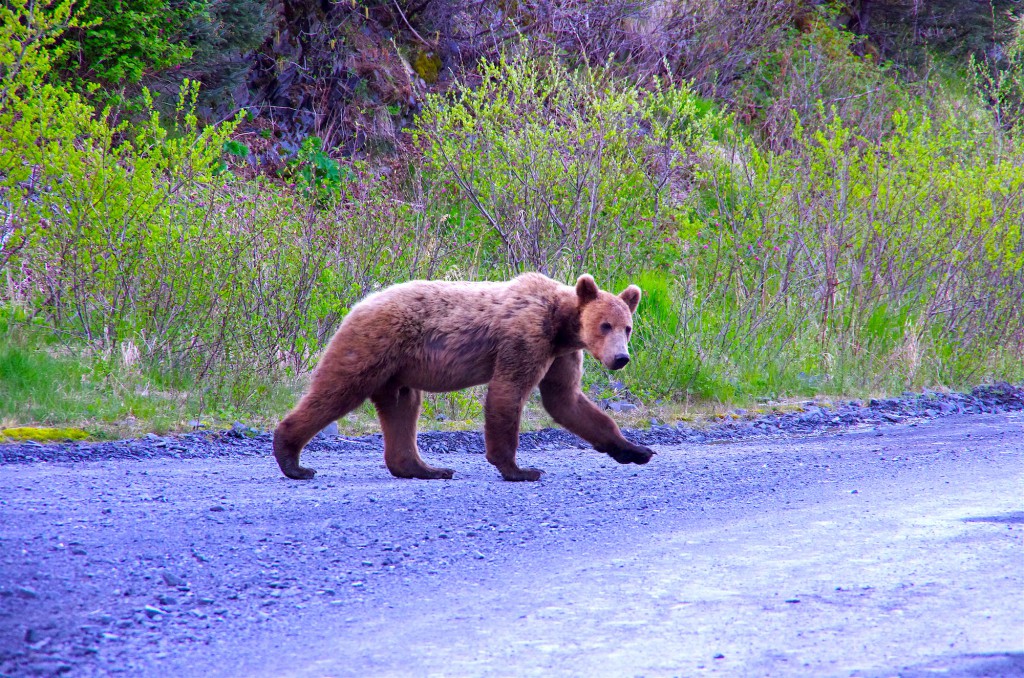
609, 353, 630, 370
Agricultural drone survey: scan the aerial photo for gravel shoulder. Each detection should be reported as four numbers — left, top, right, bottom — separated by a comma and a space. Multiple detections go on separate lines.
1, 387, 1022, 677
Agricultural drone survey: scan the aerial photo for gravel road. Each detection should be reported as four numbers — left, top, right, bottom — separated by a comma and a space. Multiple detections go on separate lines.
1, 386, 1022, 677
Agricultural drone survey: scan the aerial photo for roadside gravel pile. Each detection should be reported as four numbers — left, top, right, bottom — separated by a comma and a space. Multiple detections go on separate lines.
2, 383, 1020, 465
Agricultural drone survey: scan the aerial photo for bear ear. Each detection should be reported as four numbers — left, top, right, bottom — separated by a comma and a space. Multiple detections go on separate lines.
619, 285, 641, 313
575, 274, 599, 305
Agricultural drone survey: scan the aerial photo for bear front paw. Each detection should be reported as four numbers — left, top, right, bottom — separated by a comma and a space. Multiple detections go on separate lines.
605, 445, 654, 465
282, 464, 317, 480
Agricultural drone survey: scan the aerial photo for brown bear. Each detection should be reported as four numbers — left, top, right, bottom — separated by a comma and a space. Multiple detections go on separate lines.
273, 273, 654, 482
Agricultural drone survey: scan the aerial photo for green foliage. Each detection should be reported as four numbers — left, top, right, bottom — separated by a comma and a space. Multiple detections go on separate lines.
42, 0, 271, 113
657, 106, 1024, 399
214, 138, 249, 174
422, 388, 485, 426
414, 49, 724, 280
415, 43, 1021, 402
282, 136, 356, 206
1, 0, 96, 273
17, 162, 434, 408
738, 8, 912, 148
55, 0, 199, 86
970, 21, 1024, 136
222, 139, 250, 158
0, 0, 80, 95
1, 0, 438, 422
1, 0, 1022, 432
613, 271, 700, 401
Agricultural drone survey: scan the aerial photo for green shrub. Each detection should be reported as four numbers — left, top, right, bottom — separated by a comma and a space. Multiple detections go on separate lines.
43, 0, 271, 114
970, 20, 1024, 137
414, 49, 723, 281
1, 0, 96, 274
1, 0, 440, 419
414, 44, 1022, 402
737, 8, 913, 149
16, 158, 438, 408
54, 0, 199, 89
671, 107, 1024, 398
281, 136, 356, 206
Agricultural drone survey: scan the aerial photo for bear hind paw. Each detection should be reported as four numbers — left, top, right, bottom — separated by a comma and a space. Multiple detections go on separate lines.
388, 465, 455, 480
498, 466, 544, 482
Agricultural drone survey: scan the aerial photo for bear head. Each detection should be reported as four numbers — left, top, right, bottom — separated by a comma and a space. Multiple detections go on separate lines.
574, 274, 642, 371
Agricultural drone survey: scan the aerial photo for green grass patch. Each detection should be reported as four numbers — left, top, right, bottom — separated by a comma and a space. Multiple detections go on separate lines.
0, 326, 97, 426
0, 315, 303, 436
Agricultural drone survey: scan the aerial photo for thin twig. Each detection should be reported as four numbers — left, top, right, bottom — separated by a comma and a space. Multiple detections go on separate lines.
392, 1, 433, 48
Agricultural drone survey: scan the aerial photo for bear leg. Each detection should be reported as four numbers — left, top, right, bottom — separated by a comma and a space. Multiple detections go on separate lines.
484, 378, 543, 481
539, 352, 654, 465
372, 384, 454, 480
274, 387, 367, 480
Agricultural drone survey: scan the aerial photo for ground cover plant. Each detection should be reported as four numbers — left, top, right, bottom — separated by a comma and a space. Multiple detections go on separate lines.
0, 0, 1021, 436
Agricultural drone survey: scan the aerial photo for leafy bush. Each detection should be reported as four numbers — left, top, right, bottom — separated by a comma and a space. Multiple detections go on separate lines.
970, 20, 1024, 136
55, 0, 199, 86
281, 136, 356, 205
15, 137, 438, 409
417, 44, 1023, 401
414, 50, 722, 279
1, 0, 438, 419
737, 9, 913, 149
46, 0, 271, 116
667, 108, 1024, 398
1, 0, 95, 273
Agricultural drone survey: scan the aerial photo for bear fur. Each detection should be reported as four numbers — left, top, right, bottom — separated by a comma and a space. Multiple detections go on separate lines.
273, 273, 653, 482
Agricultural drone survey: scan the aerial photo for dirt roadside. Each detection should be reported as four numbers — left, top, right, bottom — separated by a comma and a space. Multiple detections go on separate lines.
1, 407, 1022, 677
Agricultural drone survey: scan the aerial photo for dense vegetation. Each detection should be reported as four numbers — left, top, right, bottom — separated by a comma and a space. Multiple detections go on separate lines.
1, 0, 1022, 435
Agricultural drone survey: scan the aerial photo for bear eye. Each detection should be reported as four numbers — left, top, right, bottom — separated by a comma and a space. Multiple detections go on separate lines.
625, 326, 632, 336
600, 322, 613, 333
